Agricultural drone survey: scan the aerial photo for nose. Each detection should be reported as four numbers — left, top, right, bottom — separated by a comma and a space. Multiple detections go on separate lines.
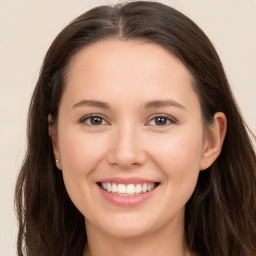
107, 124, 146, 169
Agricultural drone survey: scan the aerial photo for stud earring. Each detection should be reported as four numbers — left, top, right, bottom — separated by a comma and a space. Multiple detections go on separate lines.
56, 159, 59, 163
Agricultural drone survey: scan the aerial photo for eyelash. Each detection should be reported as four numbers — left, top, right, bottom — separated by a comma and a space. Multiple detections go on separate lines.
80, 114, 176, 127
80, 114, 109, 126
146, 114, 176, 127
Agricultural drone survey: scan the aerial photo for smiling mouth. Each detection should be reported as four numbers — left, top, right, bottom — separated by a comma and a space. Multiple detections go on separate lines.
97, 182, 160, 196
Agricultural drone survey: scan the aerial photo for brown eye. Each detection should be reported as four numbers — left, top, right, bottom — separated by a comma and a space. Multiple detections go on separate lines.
155, 117, 169, 125
147, 115, 174, 126
81, 115, 107, 126
91, 116, 103, 125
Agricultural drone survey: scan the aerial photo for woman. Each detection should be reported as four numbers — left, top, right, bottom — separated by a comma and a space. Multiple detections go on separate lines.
15, 1, 256, 256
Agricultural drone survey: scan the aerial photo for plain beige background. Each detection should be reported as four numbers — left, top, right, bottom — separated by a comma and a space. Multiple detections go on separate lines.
0, 0, 255, 255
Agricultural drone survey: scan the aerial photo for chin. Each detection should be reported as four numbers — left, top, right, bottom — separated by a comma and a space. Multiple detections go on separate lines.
97, 214, 156, 239
104, 225, 151, 239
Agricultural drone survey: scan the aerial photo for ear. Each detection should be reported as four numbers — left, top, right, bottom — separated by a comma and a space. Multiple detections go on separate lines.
200, 112, 227, 170
48, 114, 62, 170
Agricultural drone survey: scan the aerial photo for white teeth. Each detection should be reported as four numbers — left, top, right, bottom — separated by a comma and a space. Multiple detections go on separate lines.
142, 184, 148, 193
126, 184, 135, 194
112, 183, 118, 193
135, 184, 142, 193
107, 183, 112, 192
117, 184, 126, 194
148, 184, 154, 191
101, 182, 157, 196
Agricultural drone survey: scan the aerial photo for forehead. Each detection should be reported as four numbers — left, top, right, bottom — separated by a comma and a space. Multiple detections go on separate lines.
67, 39, 192, 81
62, 39, 199, 110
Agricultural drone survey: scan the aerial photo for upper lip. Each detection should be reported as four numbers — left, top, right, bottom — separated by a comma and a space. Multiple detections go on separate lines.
98, 177, 159, 185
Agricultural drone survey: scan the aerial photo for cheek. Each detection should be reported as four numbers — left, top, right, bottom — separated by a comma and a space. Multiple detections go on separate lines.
59, 131, 106, 176
58, 130, 108, 209
148, 130, 203, 192
57, 130, 114, 221
166, 138, 202, 174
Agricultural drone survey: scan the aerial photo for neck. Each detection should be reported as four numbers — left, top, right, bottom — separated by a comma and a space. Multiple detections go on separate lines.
83, 220, 191, 256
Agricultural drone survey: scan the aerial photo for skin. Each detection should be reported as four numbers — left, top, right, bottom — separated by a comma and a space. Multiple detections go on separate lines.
49, 39, 226, 256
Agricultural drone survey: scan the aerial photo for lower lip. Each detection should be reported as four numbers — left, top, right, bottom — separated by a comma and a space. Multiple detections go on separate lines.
98, 185, 158, 207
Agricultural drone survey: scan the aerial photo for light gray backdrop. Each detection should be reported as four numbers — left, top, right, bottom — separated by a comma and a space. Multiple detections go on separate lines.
1, 0, 255, 255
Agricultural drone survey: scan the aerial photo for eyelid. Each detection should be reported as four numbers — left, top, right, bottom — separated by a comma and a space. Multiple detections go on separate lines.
80, 114, 110, 126
79, 113, 176, 127
145, 113, 176, 126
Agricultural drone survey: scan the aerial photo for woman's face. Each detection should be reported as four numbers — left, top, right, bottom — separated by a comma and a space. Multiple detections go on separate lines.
52, 39, 211, 238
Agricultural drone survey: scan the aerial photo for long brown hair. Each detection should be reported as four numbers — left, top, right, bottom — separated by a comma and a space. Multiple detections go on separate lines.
15, 1, 256, 255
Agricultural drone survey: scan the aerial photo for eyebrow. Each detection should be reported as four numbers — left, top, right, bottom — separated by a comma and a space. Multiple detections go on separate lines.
144, 99, 186, 110
72, 99, 185, 110
72, 100, 111, 109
